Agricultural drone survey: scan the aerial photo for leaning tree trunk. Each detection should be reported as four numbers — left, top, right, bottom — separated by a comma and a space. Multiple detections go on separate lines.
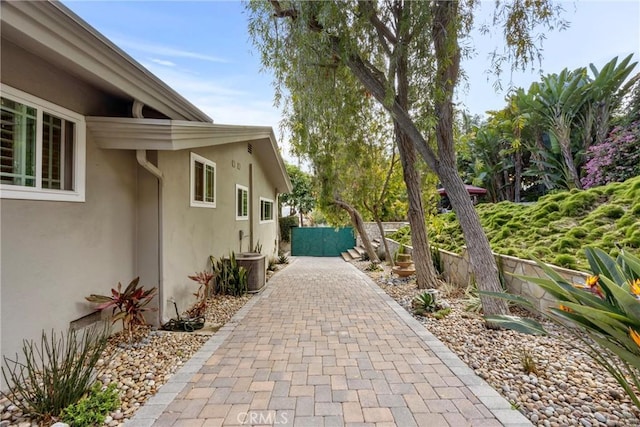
374, 216, 394, 266
396, 125, 438, 289
393, 12, 438, 290
333, 199, 380, 263
430, 0, 509, 322
323, 0, 508, 318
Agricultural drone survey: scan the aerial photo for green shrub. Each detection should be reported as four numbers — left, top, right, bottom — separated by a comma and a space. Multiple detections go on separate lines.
279, 215, 298, 242
596, 204, 626, 220
210, 253, 248, 296
568, 227, 588, 239
553, 254, 577, 269
1, 324, 110, 422
61, 383, 120, 427
561, 192, 599, 216
617, 215, 637, 228
625, 231, 640, 248
433, 307, 452, 319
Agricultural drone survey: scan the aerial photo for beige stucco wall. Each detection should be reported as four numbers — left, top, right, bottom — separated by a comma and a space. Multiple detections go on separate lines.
158, 141, 279, 321
0, 135, 141, 378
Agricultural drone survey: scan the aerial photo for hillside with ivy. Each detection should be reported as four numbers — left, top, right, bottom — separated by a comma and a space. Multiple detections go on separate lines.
389, 176, 640, 271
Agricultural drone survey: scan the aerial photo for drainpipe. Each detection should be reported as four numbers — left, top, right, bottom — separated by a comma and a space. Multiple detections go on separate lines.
249, 163, 254, 252
133, 100, 165, 325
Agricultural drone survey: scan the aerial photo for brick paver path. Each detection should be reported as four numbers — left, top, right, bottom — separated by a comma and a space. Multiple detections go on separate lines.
127, 257, 530, 427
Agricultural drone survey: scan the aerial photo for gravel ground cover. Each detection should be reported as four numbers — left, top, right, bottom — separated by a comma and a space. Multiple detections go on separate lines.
0, 294, 252, 427
352, 259, 640, 427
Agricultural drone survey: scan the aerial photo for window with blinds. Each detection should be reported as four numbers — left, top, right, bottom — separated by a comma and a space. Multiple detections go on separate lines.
1, 86, 83, 202
1, 98, 36, 187
190, 152, 216, 208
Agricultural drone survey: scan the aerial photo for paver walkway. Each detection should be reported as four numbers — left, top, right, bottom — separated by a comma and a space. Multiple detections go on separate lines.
127, 257, 530, 427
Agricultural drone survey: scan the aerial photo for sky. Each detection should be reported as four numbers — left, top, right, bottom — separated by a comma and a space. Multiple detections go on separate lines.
63, 1, 639, 159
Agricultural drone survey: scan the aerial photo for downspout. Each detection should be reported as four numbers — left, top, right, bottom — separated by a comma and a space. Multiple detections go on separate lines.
133, 100, 165, 324
249, 163, 254, 251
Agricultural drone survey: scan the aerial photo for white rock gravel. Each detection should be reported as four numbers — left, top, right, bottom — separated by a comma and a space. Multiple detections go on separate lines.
353, 259, 640, 427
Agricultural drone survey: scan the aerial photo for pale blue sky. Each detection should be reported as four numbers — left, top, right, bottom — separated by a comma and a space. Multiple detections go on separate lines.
63, 1, 639, 156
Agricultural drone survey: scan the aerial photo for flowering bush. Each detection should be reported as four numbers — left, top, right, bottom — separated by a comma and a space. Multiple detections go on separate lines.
483, 247, 640, 408
582, 121, 640, 188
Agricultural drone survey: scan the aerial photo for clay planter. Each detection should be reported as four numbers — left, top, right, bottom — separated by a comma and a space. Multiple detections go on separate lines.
396, 253, 412, 263
392, 252, 416, 277
392, 265, 416, 277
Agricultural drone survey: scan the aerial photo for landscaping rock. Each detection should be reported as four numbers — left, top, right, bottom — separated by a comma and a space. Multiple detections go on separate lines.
352, 258, 640, 427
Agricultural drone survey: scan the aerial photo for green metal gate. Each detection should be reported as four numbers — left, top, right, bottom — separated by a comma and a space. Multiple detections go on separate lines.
291, 227, 355, 257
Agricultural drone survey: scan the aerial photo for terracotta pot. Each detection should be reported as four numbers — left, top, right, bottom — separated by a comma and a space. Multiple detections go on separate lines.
396, 253, 412, 263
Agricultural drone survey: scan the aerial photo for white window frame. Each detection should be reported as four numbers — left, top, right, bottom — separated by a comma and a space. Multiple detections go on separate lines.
190, 152, 216, 208
236, 184, 249, 221
260, 197, 274, 223
0, 85, 86, 202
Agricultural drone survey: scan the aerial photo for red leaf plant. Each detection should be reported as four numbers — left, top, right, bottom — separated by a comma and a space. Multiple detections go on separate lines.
86, 277, 157, 340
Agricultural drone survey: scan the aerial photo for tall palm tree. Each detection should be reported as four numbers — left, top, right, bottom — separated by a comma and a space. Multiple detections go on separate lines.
533, 68, 589, 189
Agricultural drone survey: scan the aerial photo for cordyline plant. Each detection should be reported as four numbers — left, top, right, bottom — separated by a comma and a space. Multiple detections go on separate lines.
86, 277, 157, 339
187, 271, 214, 317
481, 247, 640, 408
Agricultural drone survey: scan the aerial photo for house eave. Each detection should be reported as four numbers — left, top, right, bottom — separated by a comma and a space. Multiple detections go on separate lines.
1, 1, 211, 123
87, 117, 293, 193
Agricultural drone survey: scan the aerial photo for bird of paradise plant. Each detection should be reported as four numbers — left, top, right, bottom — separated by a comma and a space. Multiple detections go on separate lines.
86, 277, 157, 340
481, 247, 640, 408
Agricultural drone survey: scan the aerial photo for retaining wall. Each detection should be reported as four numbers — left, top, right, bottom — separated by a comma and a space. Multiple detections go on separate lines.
356, 222, 408, 247
384, 238, 589, 313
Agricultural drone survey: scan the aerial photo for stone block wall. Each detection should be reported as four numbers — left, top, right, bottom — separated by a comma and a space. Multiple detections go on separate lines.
356, 222, 409, 247
385, 239, 589, 313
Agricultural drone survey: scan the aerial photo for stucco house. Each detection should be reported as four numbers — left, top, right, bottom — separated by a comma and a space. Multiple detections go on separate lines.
0, 0, 292, 372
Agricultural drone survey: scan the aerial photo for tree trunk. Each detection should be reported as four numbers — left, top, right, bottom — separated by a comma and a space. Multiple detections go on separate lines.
396, 125, 438, 289
430, 0, 509, 321
374, 217, 393, 266
333, 199, 380, 263
392, 5, 438, 290
533, 130, 554, 190
321, 1, 507, 317
514, 149, 522, 203
553, 122, 582, 189
299, 210, 304, 227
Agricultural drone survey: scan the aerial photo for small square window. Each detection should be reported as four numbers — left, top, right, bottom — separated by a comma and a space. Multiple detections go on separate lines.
190, 152, 216, 208
236, 184, 248, 220
260, 198, 274, 223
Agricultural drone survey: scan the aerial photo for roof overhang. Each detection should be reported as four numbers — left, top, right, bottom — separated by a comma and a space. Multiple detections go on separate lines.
1, 0, 211, 122
86, 117, 292, 193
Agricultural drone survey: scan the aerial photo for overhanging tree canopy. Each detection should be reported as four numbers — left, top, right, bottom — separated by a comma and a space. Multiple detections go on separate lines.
248, 0, 564, 321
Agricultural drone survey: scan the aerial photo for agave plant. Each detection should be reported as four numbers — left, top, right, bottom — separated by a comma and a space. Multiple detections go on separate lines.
412, 291, 438, 316
482, 247, 640, 408
86, 277, 157, 339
